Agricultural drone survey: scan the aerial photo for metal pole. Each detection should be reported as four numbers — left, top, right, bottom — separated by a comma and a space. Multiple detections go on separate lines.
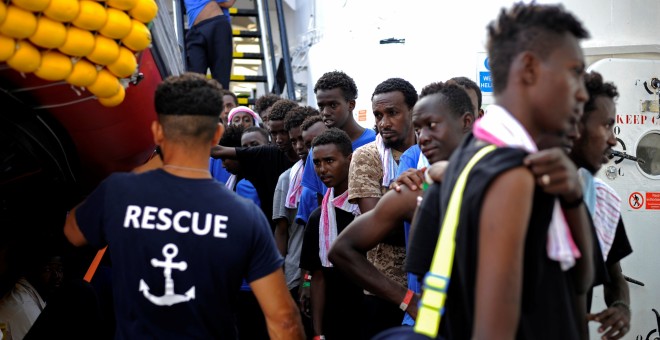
172, 0, 186, 65
256, 0, 278, 94
274, 0, 295, 100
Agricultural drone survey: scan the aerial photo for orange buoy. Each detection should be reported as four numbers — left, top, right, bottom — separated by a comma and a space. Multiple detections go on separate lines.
0, 35, 16, 61
99, 8, 132, 39
87, 34, 120, 65
30, 16, 67, 49
107, 47, 137, 78
34, 51, 73, 81
58, 26, 96, 57
72, 1, 108, 31
0, 6, 37, 39
106, 0, 138, 11
121, 19, 151, 51
129, 0, 158, 23
87, 68, 121, 98
11, 0, 51, 12
6, 40, 41, 73
66, 59, 98, 87
0, 2, 8, 26
98, 84, 126, 107
43, 0, 80, 23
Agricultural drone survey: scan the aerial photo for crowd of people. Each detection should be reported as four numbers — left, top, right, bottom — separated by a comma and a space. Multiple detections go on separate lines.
0, 2, 634, 340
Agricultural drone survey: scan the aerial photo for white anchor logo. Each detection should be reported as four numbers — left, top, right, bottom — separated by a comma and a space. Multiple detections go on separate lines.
139, 243, 195, 306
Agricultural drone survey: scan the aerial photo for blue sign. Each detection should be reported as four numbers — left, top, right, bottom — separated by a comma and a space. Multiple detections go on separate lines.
479, 71, 492, 93
484, 57, 490, 70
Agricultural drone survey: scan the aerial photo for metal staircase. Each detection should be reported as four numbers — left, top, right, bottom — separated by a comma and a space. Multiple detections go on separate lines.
172, 0, 296, 106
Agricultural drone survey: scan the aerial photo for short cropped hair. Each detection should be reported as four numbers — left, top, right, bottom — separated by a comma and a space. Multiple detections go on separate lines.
419, 82, 474, 119
449, 76, 482, 111
371, 78, 418, 109
314, 71, 358, 101
154, 73, 222, 142
222, 89, 238, 106
301, 115, 324, 132
255, 94, 281, 114
284, 106, 319, 131
219, 124, 245, 147
312, 128, 352, 157
269, 99, 299, 123
243, 126, 270, 143
487, 3, 589, 94
583, 71, 619, 119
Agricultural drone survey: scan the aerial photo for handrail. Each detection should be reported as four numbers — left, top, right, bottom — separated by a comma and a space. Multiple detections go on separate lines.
171, 0, 187, 66
256, 0, 278, 95
274, 0, 295, 100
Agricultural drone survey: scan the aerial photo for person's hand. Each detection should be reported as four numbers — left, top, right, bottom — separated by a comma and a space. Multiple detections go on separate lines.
390, 168, 425, 192
298, 285, 311, 318
426, 161, 448, 183
523, 148, 582, 203
587, 304, 631, 340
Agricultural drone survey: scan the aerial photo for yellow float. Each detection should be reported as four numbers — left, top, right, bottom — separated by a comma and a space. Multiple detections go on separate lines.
34, 51, 73, 81
58, 26, 96, 57
43, 0, 80, 23
87, 34, 120, 65
107, 47, 137, 78
30, 16, 67, 49
129, 0, 158, 24
0, 35, 15, 62
11, 0, 51, 13
0, 2, 7, 25
99, 8, 132, 39
106, 0, 138, 11
72, 1, 108, 31
87, 68, 121, 98
98, 85, 125, 107
6, 40, 41, 73
66, 59, 98, 87
0, 6, 37, 39
121, 20, 151, 51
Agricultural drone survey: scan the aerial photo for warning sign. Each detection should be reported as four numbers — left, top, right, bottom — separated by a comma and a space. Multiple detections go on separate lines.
629, 192, 644, 209
646, 192, 660, 210
358, 109, 367, 122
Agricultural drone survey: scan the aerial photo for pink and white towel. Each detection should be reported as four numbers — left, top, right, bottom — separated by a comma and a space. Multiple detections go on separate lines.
224, 174, 237, 191
473, 104, 580, 271
227, 106, 263, 127
285, 160, 305, 209
319, 188, 361, 267
579, 168, 620, 261
376, 133, 399, 187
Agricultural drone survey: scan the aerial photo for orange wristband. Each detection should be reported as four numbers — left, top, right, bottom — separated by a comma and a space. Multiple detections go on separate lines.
399, 289, 414, 311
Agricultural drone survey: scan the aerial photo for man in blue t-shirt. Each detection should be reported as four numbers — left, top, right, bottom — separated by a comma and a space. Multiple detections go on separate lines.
63, 73, 304, 339
297, 71, 376, 226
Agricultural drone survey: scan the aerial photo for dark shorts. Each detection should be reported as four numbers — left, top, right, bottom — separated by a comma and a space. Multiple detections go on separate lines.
185, 15, 232, 89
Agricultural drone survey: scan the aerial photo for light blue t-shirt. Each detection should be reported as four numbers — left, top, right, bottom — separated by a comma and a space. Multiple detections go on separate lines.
295, 128, 376, 224
185, 0, 230, 27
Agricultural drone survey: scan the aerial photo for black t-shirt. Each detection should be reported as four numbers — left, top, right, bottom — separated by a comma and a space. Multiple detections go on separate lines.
407, 134, 581, 340
236, 145, 295, 223
300, 207, 364, 339
587, 216, 633, 310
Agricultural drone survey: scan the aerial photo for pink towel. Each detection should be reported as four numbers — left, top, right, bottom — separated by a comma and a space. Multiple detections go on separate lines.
473, 105, 580, 271
285, 160, 304, 209
319, 188, 360, 267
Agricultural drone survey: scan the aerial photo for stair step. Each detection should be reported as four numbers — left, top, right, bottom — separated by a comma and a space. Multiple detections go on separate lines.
231, 75, 267, 82
233, 52, 264, 59
229, 8, 258, 17
232, 29, 260, 38
237, 97, 255, 106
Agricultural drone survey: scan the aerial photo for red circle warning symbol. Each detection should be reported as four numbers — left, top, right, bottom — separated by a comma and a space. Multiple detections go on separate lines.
629, 192, 644, 210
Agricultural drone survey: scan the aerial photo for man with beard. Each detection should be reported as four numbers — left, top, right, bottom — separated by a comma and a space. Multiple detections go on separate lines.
343, 78, 417, 338
329, 83, 475, 331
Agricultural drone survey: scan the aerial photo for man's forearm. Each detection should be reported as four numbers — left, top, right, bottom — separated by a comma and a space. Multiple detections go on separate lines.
604, 262, 630, 306
210, 145, 236, 159
564, 204, 594, 294
274, 219, 289, 257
